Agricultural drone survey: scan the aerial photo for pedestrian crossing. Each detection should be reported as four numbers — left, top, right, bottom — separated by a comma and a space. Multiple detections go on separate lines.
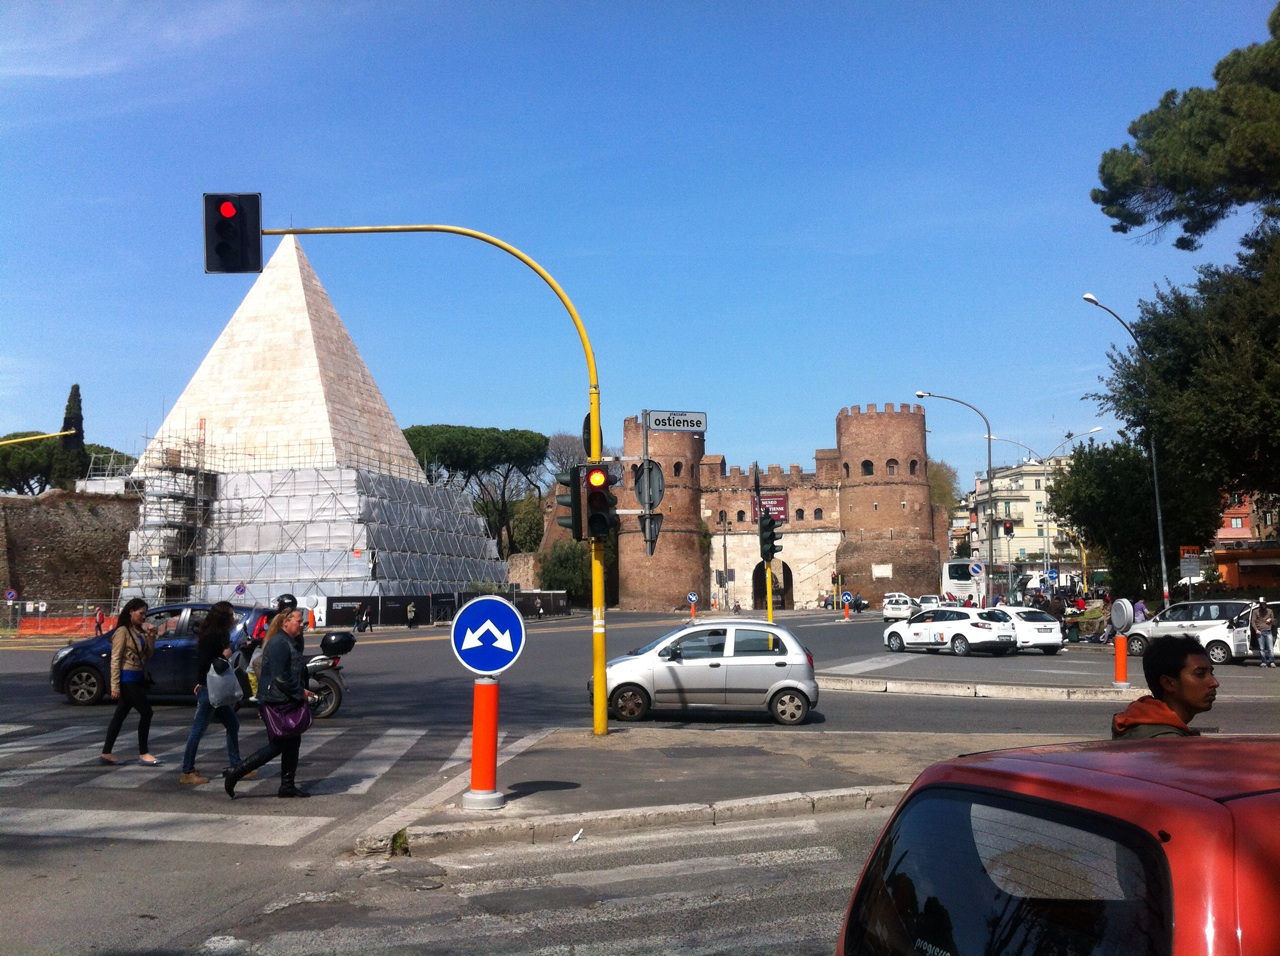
0, 720, 557, 845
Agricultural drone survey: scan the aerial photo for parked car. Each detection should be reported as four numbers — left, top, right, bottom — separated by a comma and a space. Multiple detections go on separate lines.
50, 603, 270, 706
1124, 599, 1252, 656
837, 737, 1280, 956
917, 594, 942, 611
989, 607, 1065, 654
1208, 599, 1280, 665
882, 596, 920, 622
591, 619, 818, 725
883, 607, 1017, 657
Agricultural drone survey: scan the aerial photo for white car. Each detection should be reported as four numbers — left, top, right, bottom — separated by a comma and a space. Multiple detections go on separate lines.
882, 596, 920, 622
990, 607, 1064, 654
1125, 599, 1252, 656
883, 607, 1017, 657
917, 595, 942, 611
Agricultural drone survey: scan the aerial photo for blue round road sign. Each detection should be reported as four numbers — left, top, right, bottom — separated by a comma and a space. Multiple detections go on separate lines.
4, 589, 15, 601
969, 562, 985, 577
842, 591, 853, 605
234, 583, 246, 596
1047, 568, 1059, 582
451, 595, 527, 676
687, 591, 698, 604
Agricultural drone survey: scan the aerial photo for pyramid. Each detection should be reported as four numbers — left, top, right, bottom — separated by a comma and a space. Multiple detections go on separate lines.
139, 236, 422, 479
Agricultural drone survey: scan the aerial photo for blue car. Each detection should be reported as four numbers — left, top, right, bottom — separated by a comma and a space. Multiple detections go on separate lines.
50, 602, 271, 706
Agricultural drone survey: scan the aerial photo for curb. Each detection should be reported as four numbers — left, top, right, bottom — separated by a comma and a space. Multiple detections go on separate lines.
356, 784, 909, 855
816, 675, 1143, 701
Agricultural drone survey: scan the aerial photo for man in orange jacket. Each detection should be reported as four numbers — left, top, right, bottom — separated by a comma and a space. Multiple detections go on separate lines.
1111, 635, 1219, 739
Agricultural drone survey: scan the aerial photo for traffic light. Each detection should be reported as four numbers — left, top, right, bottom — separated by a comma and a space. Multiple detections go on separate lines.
759, 511, 782, 561
1003, 520, 1014, 536
555, 466, 583, 541
203, 193, 263, 273
584, 465, 620, 539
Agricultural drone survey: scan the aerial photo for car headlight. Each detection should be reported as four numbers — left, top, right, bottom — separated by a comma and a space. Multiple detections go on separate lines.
53, 646, 74, 663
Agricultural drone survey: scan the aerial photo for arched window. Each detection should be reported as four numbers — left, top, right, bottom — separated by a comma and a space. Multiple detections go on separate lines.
887, 459, 899, 476
673, 461, 683, 477
814, 508, 824, 521
861, 460, 874, 477
909, 459, 919, 476
842, 462, 850, 478
737, 510, 746, 522
718, 510, 726, 524
795, 509, 805, 521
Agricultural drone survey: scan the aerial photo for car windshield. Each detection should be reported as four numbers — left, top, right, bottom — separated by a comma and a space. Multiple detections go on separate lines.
1016, 610, 1057, 623
628, 626, 690, 656
842, 787, 1171, 956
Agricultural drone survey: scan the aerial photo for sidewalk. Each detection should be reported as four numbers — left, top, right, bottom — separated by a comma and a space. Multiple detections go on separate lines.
355, 671, 1129, 856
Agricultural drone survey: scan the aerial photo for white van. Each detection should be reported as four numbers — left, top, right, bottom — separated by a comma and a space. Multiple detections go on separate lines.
1124, 599, 1253, 658
1207, 600, 1280, 665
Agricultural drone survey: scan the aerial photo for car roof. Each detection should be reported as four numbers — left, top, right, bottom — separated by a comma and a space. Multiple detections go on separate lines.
920, 736, 1280, 804
673, 618, 787, 628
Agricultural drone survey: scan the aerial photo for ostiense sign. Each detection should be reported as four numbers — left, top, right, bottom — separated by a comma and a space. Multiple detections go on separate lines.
646, 410, 707, 432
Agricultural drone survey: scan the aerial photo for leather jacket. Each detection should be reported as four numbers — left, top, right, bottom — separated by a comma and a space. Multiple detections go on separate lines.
258, 631, 306, 705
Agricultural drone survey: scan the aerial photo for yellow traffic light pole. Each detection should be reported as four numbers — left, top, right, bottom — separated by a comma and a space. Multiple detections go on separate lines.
0, 430, 74, 447
263, 224, 611, 735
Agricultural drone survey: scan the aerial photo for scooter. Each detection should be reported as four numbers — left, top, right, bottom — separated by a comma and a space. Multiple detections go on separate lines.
306, 630, 356, 719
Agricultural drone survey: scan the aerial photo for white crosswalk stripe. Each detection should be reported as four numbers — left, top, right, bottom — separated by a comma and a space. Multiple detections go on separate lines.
79, 728, 187, 789
0, 807, 333, 845
308, 728, 426, 795
0, 726, 96, 758
0, 724, 31, 737
232, 728, 344, 792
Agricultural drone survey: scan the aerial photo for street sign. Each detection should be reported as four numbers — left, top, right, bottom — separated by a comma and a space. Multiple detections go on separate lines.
234, 583, 247, 596
3, 589, 14, 601
646, 410, 707, 432
842, 591, 853, 605
1180, 557, 1201, 580
1047, 569, 1059, 582
969, 562, 985, 577
687, 591, 698, 604
634, 458, 665, 510
450, 596, 526, 677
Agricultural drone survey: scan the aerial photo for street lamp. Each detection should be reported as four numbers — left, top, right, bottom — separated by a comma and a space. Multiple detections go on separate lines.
916, 390, 994, 605
987, 428, 1103, 581
1083, 293, 1172, 605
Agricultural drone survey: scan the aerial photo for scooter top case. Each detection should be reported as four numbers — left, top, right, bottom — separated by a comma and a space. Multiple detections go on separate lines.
320, 631, 357, 657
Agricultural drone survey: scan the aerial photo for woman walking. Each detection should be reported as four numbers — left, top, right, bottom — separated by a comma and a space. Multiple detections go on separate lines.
179, 601, 245, 785
100, 598, 161, 766
223, 608, 316, 798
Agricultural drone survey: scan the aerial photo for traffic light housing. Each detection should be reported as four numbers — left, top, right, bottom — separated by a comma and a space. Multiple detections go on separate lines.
203, 193, 263, 274
759, 511, 782, 561
555, 466, 583, 541
584, 465, 620, 540
1003, 520, 1014, 536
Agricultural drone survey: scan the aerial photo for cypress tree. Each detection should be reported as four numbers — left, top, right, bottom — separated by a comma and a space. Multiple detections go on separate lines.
49, 384, 89, 490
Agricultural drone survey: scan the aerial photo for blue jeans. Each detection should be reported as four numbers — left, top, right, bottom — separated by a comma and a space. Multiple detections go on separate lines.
1260, 629, 1275, 665
182, 686, 241, 773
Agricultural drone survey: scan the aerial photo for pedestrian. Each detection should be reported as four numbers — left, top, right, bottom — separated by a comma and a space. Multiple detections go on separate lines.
99, 598, 161, 766
534, 597, 544, 620
93, 605, 106, 637
361, 604, 374, 632
406, 601, 417, 629
223, 608, 317, 799
1251, 597, 1275, 668
178, 601, 245, 785
1111, 635, 1219, 738
963, 595, 975, 608
1133, 597, 1148, 623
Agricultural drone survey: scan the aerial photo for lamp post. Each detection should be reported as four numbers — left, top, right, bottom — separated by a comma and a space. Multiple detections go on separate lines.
987, 428, 1103, 584
916, 391, 994, 606
1083, 293, 1172, 606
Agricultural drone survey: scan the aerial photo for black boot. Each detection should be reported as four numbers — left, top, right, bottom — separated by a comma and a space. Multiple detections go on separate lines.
278, 768, 309, 799
223, 747, 274, 799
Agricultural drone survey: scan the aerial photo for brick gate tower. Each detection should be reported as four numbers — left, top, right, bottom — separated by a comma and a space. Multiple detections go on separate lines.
616, 417, 709, 611
833, 403, 940, 601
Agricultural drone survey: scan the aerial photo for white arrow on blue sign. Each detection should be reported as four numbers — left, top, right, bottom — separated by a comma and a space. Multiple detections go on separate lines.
687, 591, 698, 604
451, 595, 527, 676
842, 591, 853, 605
1047, 569, 1059, 582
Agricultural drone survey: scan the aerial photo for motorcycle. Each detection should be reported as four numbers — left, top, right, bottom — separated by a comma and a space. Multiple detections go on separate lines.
306, 630, 356, 719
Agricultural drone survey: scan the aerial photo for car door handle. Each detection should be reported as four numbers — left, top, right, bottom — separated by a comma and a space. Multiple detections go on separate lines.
775, 661, 787, 667
708, 662, 721, 668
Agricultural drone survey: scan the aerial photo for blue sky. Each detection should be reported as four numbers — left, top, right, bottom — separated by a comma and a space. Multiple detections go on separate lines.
1, 1, 1270, 489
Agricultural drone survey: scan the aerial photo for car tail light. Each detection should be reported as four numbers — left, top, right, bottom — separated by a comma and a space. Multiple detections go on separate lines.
973, 622, 991, 630
805, 649, 814, 669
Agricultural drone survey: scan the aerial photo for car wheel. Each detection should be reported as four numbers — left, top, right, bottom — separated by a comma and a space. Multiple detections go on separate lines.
887, 632, 905, 652
609, 685, 650, 721
951, 635, 971, 657
66, 666, 105, 706
770, 689, 810, 725
1042, 647, 1061, 656
1204, 640, 1234, 666
1127, 634, 1148, 657
309, 674, 343, 719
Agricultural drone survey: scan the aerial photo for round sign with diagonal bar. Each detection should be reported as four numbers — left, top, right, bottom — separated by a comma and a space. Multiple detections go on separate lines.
969, 562, 985, 577
451, 595, 527, 676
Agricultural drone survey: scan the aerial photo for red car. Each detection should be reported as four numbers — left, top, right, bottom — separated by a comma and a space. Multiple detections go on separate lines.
837, 737, 1280, 955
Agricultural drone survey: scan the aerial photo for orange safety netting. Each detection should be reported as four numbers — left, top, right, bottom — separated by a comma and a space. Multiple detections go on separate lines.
16, 617, 98, 638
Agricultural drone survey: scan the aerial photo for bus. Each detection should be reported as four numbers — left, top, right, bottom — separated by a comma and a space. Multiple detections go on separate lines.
942, 559, 983, 604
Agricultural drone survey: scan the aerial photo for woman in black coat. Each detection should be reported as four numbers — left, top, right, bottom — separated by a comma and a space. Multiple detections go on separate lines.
222, 608, 316, 798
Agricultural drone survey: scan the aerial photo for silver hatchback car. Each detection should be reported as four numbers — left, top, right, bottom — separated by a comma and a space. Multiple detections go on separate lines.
596, 619, 819, 725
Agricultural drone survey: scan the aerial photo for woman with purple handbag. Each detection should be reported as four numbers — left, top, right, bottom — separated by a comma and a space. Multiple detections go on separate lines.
222, 608, 316, 799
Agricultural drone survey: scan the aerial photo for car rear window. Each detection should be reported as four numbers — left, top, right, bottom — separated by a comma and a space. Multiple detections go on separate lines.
842, 786, 1170, 956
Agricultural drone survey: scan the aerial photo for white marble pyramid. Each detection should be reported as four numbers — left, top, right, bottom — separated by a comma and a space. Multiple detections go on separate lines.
140, 236, 422, 479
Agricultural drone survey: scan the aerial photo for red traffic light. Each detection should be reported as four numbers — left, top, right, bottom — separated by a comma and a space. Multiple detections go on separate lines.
219, 200, 238, 218
586, 466, 608, 488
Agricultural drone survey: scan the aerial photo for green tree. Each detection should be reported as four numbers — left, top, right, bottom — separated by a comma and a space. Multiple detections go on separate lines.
510, 492, 546, 555
49, 384, 90, 490
537, 540, 591, 604
0, 432, 56, 495
926, 458, 960, 511
1092, 4, 1280, 250
1049, 439, 1222, 599
403, 424, 549, 557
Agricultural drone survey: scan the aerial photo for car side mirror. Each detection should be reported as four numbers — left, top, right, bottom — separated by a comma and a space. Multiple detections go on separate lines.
663, 645, 682, 661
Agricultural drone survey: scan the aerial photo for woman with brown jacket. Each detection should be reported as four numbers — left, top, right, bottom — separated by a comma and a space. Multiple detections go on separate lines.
100, 598, 162, 766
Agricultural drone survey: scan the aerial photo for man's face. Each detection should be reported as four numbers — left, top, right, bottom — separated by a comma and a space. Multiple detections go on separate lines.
1159, 653, 1219, 721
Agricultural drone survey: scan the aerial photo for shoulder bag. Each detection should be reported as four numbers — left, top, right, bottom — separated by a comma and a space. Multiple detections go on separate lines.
261, 699, 313, 739
206, 656, 243, 708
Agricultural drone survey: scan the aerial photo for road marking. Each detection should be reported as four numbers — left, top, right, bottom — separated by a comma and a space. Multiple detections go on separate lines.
438, 730, 508, 775
821, 656, 917, 675
0, 726, 96, 758
308, 729, 426, 796
233, 728, 344, 792
0, 724, 30, 737
0, 807, 333, 845
0, 742, 110, 788
77, 728, 186, 788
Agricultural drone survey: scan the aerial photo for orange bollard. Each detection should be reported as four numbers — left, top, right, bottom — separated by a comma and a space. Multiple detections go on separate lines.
1113, 633, 1129, 687
843, 600, 850, 621
463, 677, 504, 809
690, 601, 696, 619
